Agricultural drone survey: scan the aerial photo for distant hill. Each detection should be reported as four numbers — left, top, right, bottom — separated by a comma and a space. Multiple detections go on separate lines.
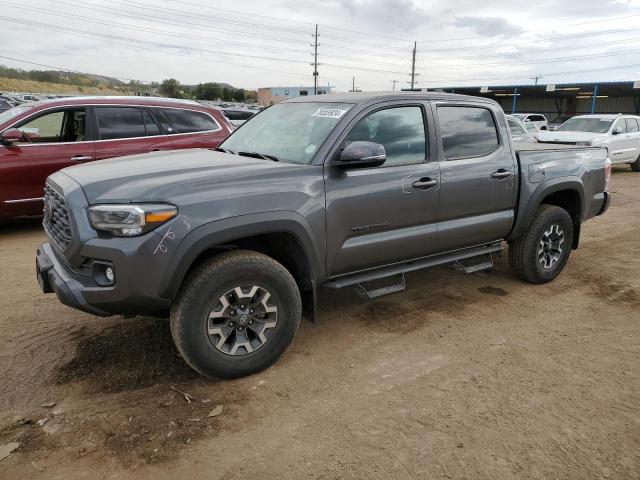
0, 77, 126, 96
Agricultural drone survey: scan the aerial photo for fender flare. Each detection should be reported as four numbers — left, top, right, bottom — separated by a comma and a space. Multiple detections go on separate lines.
507, 177, 585, 242
159, 211, 324, 300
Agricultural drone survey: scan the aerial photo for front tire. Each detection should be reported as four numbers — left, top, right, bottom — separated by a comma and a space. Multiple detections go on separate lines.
509, 205, 574, 284
170, 250, 301, 379
631, 155, 640, 172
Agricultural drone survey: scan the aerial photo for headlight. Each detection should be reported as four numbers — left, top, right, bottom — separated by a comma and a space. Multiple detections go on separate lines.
88, 204, 177, 236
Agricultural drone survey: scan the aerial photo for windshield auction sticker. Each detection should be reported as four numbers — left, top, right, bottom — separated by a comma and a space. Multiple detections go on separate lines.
312, 108, 348, 119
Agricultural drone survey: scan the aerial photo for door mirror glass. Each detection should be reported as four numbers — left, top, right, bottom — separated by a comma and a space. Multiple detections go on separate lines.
613, 126, 624, 135
333, 141, 386, 169
1, 128, 24, 144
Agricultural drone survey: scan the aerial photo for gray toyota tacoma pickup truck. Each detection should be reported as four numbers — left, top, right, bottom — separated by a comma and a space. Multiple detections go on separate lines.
36, 92, 611, 378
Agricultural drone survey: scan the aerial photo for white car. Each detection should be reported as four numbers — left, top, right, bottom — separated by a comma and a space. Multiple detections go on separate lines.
537, 114, 640, 171
512, 113, 548, 131
506, 115, 536, 143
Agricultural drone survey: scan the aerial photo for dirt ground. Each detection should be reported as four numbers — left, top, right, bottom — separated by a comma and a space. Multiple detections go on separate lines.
0, 169, 638, 480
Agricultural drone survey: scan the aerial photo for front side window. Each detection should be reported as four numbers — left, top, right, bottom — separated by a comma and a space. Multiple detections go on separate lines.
220, 102, 353, 164
438, 106, 499, 160
96, 107, 147, 140
344, 106, 426, 166
161, 109, 219, 134
507, 119, 526, 136
16, 108, 86, 143
613, 119, 628, 134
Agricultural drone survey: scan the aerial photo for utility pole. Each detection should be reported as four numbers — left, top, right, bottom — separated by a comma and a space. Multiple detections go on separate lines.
352, 77, 355, 92
311, 24, 319, 95
530, 75, 543, 85
409, 41, 419, 90
391, 79, 398, 92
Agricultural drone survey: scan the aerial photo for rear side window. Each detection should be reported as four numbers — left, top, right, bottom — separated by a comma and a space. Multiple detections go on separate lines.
625, 118, 639, 133
160, 108, 219, 134
142, 109, 161, 136
529, 115, 546, 122
438, 106, 499, 160
96, 107, 147, 140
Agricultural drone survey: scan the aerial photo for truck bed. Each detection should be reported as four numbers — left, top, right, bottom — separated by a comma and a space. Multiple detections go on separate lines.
513, 143, 600, 152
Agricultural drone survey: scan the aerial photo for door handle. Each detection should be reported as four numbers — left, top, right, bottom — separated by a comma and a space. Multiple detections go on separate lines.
70, 155, 93, 162
412, 177, 438, 189
491, 169, 512, 179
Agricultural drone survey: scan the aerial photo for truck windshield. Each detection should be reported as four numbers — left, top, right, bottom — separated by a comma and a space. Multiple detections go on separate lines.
220, 102, 353, 164
558, 117, 613, 133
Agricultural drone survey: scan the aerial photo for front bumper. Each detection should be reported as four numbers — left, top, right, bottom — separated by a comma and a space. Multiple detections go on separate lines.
36, 239, 173, 317
36, 242, 112, 316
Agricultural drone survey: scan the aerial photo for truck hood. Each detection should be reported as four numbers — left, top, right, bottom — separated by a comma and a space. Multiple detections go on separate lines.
61, 148, 308, 203
537, 131, 606, 143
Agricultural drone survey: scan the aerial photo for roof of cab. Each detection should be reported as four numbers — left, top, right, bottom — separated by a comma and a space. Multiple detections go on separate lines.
285, 91, 499, 107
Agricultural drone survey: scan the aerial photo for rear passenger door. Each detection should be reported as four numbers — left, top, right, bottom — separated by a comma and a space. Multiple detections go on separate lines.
154, 108, 228, 149
433, 103, 517, 251
93, 106, 174, 160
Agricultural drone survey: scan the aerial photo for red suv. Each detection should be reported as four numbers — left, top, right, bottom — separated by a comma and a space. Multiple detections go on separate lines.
0, 96, 234, 221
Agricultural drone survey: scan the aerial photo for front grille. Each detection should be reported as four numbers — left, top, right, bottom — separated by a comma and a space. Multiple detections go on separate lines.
43, 183, 72, 252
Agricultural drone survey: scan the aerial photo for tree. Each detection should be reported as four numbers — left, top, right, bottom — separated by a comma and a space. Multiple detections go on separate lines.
195, 83, 223, 101
159, 78, 183, 98
233, 89, 246, 102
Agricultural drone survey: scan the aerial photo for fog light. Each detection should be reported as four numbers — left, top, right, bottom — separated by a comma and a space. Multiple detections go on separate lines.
105, 266, 115, 284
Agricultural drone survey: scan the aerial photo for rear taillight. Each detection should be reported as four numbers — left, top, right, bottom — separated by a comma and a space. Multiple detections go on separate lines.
604, 156, 612, 192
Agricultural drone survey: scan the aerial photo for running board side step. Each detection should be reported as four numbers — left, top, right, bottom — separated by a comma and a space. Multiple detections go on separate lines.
356, 273, 406, 300
324, 243, 502, 292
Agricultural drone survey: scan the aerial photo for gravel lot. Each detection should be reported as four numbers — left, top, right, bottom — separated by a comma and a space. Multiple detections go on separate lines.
0, 168, 638, 480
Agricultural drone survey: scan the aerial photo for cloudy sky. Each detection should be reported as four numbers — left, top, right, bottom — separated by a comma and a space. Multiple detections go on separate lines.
2, 0, 640, 91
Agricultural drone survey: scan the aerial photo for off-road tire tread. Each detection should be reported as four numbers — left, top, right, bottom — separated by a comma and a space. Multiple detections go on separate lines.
509, 204, 573, 284
170, 249, 301, 379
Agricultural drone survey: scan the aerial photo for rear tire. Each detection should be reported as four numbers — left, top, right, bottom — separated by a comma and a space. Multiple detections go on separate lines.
170, 250, 301, 379
509, 205, 574, 284
631, 155, 640, 172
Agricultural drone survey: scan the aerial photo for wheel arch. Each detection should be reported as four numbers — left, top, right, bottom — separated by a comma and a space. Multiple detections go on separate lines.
160, 212, 323, 320
508, 179, 585, 248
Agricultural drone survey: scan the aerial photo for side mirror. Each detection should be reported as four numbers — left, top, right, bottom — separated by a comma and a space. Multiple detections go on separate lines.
0, 128, 24, 145
612, 126, 623, 135
333, 141, 386, 169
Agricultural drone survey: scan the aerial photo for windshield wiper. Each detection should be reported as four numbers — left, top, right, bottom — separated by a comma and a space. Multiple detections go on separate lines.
237, 151, 279, 162
214, 147, 235, 154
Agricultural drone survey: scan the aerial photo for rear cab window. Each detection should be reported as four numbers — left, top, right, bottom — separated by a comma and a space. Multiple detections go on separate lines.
437, 105, 500, 160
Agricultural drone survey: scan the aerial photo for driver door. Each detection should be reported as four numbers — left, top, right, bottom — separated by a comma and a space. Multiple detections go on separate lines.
1, 107, 95, 217
324, 103, 440, 276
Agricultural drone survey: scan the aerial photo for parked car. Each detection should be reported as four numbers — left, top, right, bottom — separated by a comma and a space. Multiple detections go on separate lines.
0, 99, 12, 113
0, 96, 234, 221
20, 94, 45, 102
512, 113, 549, 131
548, 115, 572, 131
0, 94, 24, 106
506, 115, 536, 143
36, 92, 611, 379
221, 108, 256, 127
538, 114, 640, 171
